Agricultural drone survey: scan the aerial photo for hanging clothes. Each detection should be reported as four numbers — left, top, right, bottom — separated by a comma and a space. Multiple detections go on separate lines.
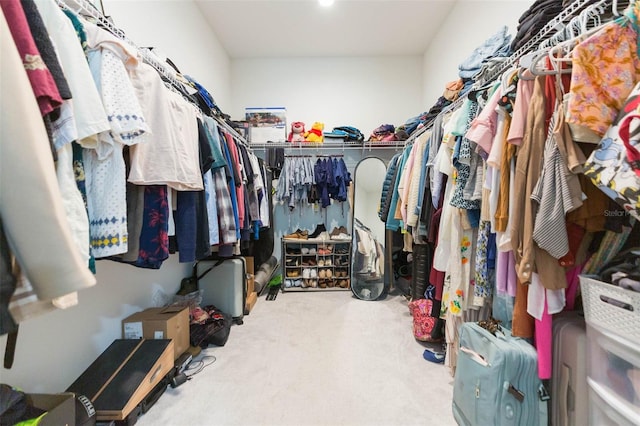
1, 10, 96, 330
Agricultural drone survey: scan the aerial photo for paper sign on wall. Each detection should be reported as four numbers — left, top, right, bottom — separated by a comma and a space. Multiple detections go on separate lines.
245, 107, 287, 143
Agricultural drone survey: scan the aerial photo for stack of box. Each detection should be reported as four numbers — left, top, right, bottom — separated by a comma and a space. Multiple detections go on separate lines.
579, 275, 640, 425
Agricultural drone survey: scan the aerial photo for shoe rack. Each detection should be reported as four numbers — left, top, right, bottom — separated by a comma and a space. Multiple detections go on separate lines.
282, 239, 351, 291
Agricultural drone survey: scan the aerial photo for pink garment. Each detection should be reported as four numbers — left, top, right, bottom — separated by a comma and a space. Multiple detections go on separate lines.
0, 0, 61, 116
535, 301, 552, 379
536, 264, 584, 380
506, 78, 535, 146
224, 133, 245, 228
465, 85, 501, 155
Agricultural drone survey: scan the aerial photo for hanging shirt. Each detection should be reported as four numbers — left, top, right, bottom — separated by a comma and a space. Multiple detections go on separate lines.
1, 14, 96, 328
34, 0, 110, 142
566, 11, 640, 137
0, 0, 61, 116
83, 22, 148, 258
127, 61, 203, 191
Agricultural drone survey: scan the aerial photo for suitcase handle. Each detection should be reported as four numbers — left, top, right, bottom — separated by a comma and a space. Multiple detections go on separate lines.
559, 364, 571, 426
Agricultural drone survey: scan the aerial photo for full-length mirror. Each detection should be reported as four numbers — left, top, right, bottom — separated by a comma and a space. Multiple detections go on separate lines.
351, 157, 387, 300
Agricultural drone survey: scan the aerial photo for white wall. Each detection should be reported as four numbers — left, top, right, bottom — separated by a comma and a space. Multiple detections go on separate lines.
103, 0, 233, 111
422, 0, 535, 107
230, 56, 424, 138
0, 0, 228, 393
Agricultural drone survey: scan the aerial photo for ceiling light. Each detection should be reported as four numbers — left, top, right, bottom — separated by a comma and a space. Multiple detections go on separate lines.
319, 0, 334, 7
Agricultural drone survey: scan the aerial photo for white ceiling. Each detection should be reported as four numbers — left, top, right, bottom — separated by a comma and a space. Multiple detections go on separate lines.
195, 0, 458, 58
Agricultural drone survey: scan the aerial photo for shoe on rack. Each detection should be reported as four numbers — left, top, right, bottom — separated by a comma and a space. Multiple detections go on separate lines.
330, 226, 351, 241
302, 269, 310, 279
310, 269, 318, 279
284, 229, 303, 239
308, 224, 327, 239
321, 232, 331, 240
329, 227, 341, 239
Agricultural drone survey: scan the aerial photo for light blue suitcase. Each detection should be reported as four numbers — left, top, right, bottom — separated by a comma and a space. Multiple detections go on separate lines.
196, 257, 246, 325
452, 321, 549, 426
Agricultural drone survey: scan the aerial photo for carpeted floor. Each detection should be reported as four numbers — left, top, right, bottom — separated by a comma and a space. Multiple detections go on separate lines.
136, 290, 457, 426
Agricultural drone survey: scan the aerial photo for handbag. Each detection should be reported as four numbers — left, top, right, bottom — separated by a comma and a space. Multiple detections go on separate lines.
408, 298, 437, 342
583, 81, 640, 220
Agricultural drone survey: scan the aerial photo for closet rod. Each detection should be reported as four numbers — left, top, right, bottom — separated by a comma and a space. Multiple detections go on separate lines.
251, 142, 402, 151
405, 0, 615, 143
477, 0, 614, 87
56, 0, 252, 151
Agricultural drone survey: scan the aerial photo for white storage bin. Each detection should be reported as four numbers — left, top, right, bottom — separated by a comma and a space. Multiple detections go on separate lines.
587, 324, 640, 414
579, 275, 640, 343
588, 378, 640, 426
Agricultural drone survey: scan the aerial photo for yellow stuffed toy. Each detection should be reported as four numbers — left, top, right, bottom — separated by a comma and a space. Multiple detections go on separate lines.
304, 122, 324, 143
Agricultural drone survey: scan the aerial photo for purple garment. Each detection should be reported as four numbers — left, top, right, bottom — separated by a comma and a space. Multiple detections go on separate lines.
496, 250, 517, 297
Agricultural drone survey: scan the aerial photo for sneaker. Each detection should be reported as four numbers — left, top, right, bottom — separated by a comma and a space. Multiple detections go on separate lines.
302, 269, 310, 279
423, 349, 445, 364
310, 269, 318, 278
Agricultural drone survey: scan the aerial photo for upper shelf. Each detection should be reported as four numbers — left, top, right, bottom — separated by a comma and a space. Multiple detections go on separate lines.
249, 140, 408, 150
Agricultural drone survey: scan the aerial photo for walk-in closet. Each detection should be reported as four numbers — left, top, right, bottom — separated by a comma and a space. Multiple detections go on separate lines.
1, 0, 639, 425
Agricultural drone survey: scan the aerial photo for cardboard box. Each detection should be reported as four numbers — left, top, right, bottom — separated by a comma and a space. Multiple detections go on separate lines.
122, 306, 189, 360
244, 256, 255, 294
244, 256, 255, 275
245, 292, 258, 313
243, 256, 257, 313
25, 393, 76, 426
